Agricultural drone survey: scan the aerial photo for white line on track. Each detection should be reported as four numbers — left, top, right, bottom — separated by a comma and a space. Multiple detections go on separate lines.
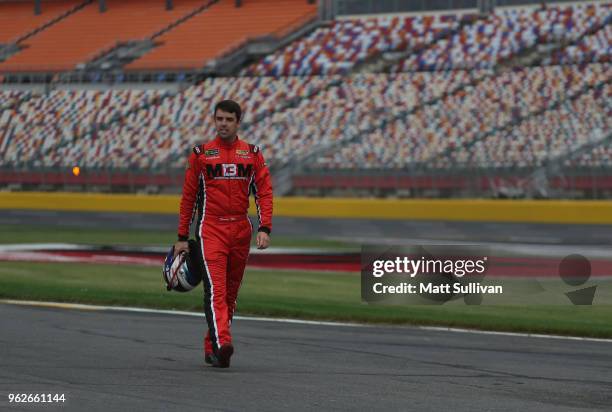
2, 299, 612, 343
417, 326, 612, 343
0, 299, 365, 327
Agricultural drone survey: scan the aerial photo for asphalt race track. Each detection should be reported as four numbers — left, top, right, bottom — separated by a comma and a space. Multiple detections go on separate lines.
2, 210, 612, 411
1, 303, 611, 412
3, 209, 612, 246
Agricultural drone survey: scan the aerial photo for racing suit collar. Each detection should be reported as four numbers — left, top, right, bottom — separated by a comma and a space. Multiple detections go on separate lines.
216, 135, 239, 148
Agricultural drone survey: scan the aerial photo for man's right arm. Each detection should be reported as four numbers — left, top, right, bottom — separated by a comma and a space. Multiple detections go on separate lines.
175, 149, 201, 255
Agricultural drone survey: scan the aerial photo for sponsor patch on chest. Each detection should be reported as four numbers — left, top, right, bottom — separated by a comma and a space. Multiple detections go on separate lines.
206, 163, 253, 180
205, 149, 220, 157
236, 149, 252, 159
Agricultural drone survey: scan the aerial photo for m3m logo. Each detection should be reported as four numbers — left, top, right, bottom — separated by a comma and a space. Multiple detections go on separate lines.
206, 163, 253, 179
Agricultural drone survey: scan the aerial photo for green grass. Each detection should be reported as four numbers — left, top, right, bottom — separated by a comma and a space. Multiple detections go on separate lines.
0, 224, 356, 249
1, 261, 611, 338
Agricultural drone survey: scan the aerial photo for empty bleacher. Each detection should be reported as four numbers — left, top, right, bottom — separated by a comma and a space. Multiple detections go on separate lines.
0, 88, 170, 168
126, 0, 317, 71
569, 140, 612, 168
394, 2, 610, 71
444, 82, 610, 169
244, 12, 463, 76
544, 23, 612, 65
0, 0, 83, 44
0, 75, 332, 168
0, 89, 31, 109
0, 1, 609, 197
0, 0, 206, 72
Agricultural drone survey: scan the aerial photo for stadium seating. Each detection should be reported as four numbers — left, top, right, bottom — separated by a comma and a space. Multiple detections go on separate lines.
3, 75, 332, 168
244, 12, 462, 75
569, 140, 612, 168
315, 64, 609, 169
0, 90, 31, 109
2, 62, 608, 170
45, 70, 479, 169
394, 2, 610, 71
446, 84, 611, 168
0, 2, 610, 178
244, 2, 610, 75
246, 70, 483, 164
544, 23, 611, 65
126, 0, 318, 70
0, 89, 169, 167
0, 0, 82, 44
0, 0, 205, 72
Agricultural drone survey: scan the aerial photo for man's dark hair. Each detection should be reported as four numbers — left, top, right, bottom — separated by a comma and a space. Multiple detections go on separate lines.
214, 100, 242, 122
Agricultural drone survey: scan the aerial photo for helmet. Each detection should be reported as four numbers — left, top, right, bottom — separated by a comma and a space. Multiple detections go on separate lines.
162, 240, 203, 292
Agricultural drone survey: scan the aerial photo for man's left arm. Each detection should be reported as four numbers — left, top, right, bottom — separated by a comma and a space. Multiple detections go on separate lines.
251, 146, 273, 249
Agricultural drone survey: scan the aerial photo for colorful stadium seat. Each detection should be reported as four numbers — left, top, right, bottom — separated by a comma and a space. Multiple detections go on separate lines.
244, 12, 462, 75
0, 2, 610, 176
394, 2, 610, 71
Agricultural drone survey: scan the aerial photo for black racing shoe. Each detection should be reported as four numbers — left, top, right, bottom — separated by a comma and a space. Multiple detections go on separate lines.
211, 344, 234, 368
204, 353, 214, 365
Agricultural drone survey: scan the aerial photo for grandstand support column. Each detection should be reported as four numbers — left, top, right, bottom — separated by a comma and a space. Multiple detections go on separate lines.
99, 0, 107, 13
166, 0, 173, 10
235, 0, 242, 7
319, 0, 334, 21
478, 0, 494, 14
34, 0, 41, 15
272, 165, 295, 196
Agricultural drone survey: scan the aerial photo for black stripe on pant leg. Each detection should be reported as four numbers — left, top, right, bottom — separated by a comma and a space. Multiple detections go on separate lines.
200, 252, 219, 353
195, 175, 220, 353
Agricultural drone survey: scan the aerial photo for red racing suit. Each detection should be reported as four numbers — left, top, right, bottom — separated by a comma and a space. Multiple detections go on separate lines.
177, 135, 273, 355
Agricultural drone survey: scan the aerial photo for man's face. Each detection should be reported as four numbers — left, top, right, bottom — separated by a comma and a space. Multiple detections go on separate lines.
215, 109, 239, 140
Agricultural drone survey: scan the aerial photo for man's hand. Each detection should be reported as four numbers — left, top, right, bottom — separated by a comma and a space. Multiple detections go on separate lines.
174, 241, 189, 258
256, 232, 270, 250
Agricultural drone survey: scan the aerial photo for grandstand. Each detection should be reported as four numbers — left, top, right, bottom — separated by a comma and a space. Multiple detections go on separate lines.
0, 0, 610, 198
0, 0, 83, 44
393, 2, 608, 71
0, 0, 205, 72
125, 0, 318, 71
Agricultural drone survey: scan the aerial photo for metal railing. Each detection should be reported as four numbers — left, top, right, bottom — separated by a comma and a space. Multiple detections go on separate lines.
327, 0, 478, 17
292, 167, 612, 198
324, 0, 599, 18
1, 166, 610, 198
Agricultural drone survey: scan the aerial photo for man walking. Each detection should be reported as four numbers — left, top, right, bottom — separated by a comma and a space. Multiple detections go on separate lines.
174, 100, 273, 368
